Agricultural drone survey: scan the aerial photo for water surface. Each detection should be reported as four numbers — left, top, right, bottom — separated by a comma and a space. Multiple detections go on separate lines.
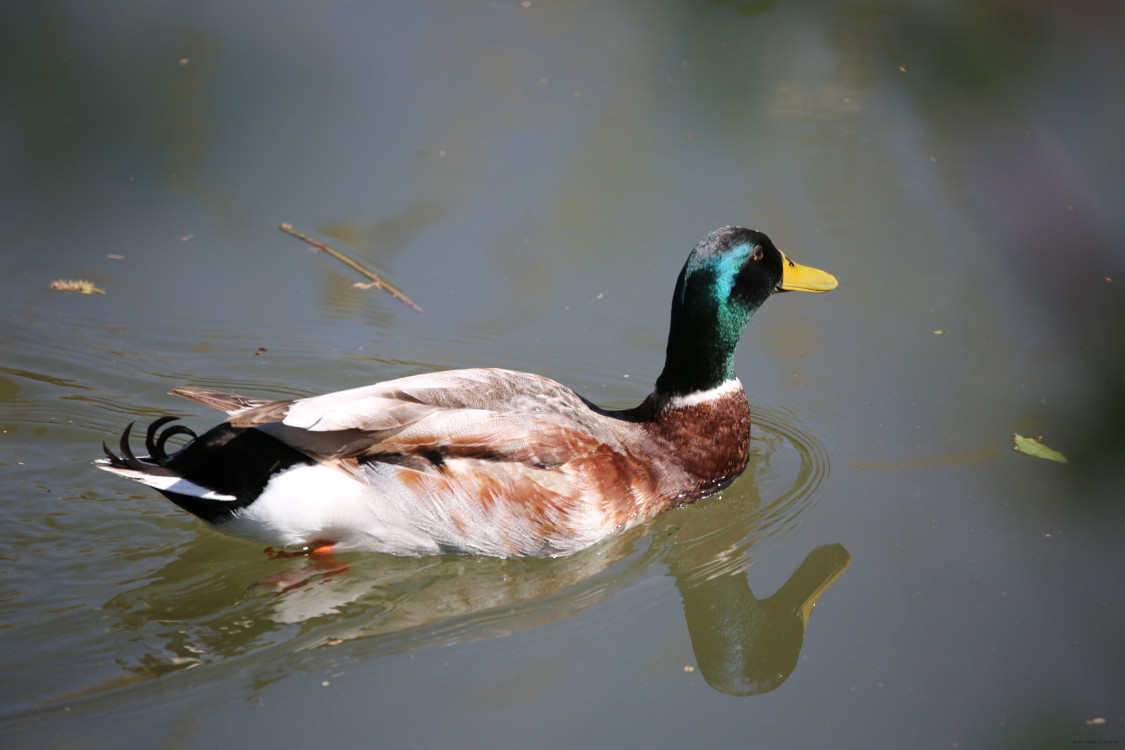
2, 2, 1124, 748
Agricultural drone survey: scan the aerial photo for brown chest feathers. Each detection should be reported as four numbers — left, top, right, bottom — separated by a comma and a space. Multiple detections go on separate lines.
639, 389, 753, 504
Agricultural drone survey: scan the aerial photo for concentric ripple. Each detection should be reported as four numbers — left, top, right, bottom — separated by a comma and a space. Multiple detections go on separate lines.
743, 403, 833, 537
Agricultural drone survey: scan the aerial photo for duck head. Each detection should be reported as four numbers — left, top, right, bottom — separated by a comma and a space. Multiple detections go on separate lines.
655, 226, 838, 398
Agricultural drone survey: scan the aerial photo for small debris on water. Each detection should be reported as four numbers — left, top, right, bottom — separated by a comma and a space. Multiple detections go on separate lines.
50, 279, 105, 295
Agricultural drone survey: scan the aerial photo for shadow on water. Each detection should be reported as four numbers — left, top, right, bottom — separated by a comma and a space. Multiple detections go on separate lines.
73, 406, 848, 703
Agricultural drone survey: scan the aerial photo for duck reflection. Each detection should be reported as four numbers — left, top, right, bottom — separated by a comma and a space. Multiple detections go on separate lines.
659, 469, 850, 696
101, 480, 848, 699
671, 543, 849, 695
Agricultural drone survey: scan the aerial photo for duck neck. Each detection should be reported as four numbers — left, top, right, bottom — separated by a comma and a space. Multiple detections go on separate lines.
655, 328, 737, 398
654, 274, 756, 399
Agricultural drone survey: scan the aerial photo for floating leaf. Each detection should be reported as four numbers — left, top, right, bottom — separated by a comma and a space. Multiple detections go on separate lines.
1012, 434, 1068, 463
49, 279, 105, 295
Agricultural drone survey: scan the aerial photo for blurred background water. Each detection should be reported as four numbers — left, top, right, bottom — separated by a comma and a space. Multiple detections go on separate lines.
2, 1, 1124, 748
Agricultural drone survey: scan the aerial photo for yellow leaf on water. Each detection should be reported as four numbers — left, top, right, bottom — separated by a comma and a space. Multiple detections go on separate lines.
1012, 434, 1068, 463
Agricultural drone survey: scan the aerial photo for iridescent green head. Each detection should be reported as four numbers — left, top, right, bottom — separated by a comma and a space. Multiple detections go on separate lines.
655, 226, 837, 398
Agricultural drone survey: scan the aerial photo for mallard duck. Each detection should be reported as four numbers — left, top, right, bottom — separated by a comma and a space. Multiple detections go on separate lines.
98, 226, 836, 557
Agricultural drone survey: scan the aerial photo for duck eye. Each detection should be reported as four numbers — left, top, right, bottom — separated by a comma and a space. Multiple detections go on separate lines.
787, 257, 795, 267
750, 245, 764, 262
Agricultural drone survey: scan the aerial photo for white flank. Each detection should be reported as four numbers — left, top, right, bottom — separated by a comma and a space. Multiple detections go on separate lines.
663, 378, 743, 409
220, 464, 444, 555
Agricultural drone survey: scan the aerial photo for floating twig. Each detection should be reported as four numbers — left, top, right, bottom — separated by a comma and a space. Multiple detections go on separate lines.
279, 223, 423, 314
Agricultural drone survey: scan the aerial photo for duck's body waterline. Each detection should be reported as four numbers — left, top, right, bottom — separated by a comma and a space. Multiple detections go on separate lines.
98, 226, 836, 557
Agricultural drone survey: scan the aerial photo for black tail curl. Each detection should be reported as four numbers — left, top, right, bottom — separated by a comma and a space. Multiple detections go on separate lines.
101, 415, 316, 523
102, 417, 198, 476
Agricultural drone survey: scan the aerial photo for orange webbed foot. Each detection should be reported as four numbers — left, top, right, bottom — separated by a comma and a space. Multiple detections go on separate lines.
254, 542, 350, 593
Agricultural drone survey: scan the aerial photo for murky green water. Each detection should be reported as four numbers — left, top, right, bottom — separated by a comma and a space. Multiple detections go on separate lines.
3, 1, 1124, 748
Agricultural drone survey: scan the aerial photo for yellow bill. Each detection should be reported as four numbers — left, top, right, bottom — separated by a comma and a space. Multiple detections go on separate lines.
777, 249, 838, 293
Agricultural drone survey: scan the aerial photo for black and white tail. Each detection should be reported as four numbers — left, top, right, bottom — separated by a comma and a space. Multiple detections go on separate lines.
97, 417, 313, 524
